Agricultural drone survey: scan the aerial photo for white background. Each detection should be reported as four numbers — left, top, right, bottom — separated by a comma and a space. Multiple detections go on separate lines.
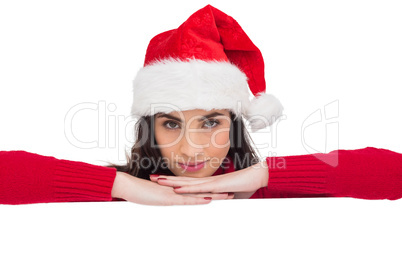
1, 0, 401, 267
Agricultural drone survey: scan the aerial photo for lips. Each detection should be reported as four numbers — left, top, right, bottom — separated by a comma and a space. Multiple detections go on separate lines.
178, 161, 207, 166
177, 160, 208, 172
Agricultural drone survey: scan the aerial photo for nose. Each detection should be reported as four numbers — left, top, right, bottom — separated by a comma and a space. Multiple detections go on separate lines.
178, 128, 208, 158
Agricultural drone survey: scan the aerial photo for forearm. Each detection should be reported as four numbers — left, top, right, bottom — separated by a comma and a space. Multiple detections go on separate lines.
250, 147, 402, 200
111, 172, 128, 200
328, 147, 402, 200
0, 150, 117, 205
233, 160, 269, 199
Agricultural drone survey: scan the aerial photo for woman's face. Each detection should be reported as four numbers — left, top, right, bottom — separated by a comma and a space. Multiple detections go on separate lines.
154, 109, 231, 177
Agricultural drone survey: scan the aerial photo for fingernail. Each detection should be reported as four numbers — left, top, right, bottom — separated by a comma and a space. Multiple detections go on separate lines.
150, 174, 160, 177
173, 186, 181, 189
204, 197, 212, 200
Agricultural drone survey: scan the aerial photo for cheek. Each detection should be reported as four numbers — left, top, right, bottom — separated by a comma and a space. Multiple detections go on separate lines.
155, 125, 180, 145
212, 129, 230, 147
154, 128, 180, 159
155, 123, 175, 145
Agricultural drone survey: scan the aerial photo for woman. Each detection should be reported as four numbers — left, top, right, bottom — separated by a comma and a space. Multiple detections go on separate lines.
1, 5, 402, 205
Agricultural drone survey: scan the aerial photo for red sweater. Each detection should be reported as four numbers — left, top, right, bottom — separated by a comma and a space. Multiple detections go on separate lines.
1, 147, 401, 205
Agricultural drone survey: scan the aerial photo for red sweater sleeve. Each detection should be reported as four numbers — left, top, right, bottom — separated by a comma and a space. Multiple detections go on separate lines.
0, 150, 118, 205
249, 147, 402, 200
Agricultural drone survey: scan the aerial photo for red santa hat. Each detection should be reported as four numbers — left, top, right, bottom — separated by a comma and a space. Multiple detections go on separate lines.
131, 5, 284, 132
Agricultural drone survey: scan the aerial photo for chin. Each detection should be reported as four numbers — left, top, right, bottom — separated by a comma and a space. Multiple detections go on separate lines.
171, 168, 213, 177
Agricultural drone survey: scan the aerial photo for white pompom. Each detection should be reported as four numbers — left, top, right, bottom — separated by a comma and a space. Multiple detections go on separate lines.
244, 93, 284, 132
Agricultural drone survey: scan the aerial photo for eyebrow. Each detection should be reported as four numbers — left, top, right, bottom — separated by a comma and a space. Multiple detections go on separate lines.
156, 112, 226, 123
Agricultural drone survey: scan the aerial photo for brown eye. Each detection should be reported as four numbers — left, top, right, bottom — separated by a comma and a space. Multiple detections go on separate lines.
164, 121, 180, 129
204, 119, 220, 128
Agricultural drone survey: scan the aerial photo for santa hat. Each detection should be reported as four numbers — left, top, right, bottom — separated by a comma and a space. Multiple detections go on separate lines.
131, 5, 284, 132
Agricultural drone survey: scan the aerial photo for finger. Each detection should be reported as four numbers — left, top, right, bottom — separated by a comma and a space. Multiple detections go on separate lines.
171, 195, 212, 206
156, 178, 210, 187
150, 174, 214, 183
180, 192, 232, 200
149, 175, 167, 182
173, 182, 218, 194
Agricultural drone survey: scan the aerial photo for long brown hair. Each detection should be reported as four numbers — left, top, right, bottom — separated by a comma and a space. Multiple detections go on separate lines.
106, 111, 261, 180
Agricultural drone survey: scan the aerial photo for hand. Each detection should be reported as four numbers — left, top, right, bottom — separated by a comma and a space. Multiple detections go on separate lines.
111, 172, 234, 206
150, 160, 269, 199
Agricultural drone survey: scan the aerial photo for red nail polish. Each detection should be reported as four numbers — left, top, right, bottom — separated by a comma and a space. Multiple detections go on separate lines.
150, 174, 160, 177
174, 186, 181, 189
204, 197, 212, 200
